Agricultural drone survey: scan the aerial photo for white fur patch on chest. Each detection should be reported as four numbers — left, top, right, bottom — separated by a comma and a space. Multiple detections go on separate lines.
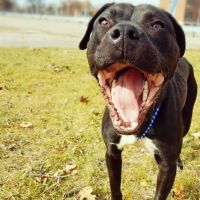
114, 135, 138, 150
113, 135, 157, 155
140, 137, 158, 155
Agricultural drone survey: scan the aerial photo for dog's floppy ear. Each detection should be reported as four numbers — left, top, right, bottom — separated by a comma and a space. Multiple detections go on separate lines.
79, 3, 114, 50
165, 12, 186, 57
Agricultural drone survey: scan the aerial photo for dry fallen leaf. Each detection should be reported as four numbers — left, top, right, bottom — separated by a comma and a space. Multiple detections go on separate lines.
53, 163, 77, 178
77, 186, 97, 200
173, 185, 186, 199
63, 163, 77, 175
35, 174, 49, 183
80, 96, 89, 104
19, 122, 33, 128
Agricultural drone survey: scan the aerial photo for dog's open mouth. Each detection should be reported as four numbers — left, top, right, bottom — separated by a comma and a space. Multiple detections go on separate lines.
97, 62, 164, 135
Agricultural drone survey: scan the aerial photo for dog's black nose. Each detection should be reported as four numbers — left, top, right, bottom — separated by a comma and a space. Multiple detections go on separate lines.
110, 28, 121, 40
110, 24, 141, 41
127, 28, 140, 40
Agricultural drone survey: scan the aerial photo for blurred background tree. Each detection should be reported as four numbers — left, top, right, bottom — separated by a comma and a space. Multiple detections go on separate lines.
0, 0, 16, 11
0, 0, 96, 16
27, 0, 45, 14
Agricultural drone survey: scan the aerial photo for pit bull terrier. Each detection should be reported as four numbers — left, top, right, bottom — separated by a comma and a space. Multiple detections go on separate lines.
79, 3, 197, 200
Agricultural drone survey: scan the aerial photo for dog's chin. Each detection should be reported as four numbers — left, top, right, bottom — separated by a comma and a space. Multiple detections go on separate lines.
97, 61, 165, 135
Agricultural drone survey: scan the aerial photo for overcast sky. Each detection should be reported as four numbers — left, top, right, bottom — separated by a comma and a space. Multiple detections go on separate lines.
16, 0, 160, 7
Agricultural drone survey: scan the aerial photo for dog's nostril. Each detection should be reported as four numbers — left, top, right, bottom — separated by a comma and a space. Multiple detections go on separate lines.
111, 29, 120, 39
129, 30, 140, 40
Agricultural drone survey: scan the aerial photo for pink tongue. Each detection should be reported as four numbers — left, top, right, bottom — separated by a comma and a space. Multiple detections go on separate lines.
111, 69, 143, 122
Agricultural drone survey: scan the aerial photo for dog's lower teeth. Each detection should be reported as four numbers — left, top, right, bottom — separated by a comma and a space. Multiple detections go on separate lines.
114, 120, 121, 126
131, 122, 138, 129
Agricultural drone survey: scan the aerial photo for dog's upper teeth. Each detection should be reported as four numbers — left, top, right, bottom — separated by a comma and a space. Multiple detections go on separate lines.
105, 87, 111, 96
112, 79, 116, 88
142, 81, 149, 102
142, 91, 148, 102
144, 81, 148, 90
111, 80, 116, 99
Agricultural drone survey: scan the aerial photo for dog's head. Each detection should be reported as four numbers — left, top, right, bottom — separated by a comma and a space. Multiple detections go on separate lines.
79, 3, 185, 135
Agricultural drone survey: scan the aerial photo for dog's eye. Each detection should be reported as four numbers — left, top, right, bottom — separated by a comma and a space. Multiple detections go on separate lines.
99, 18, 110, 26
152, 21, 164, 29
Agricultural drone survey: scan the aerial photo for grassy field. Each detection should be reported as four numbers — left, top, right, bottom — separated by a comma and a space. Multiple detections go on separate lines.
0, 48, 199, 200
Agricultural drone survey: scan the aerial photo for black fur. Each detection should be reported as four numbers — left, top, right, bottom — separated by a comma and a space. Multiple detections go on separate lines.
79, 3, 114, 50
79, 3, 197, 200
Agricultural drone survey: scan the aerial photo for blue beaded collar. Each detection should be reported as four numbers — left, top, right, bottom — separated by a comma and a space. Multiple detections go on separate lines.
138, 106, 160, 139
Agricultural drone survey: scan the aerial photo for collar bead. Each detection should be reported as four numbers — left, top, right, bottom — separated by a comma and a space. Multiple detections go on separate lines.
139, 107, 160, 139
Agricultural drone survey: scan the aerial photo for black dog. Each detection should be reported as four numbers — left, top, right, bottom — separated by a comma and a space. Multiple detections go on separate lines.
79, 3, 197, 200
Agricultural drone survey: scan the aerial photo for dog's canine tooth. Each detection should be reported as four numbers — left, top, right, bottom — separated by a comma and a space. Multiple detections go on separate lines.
112, 79, 116, 87
111, 80, 116, 99
144, 81, 148, 90
142, 81, 149, 102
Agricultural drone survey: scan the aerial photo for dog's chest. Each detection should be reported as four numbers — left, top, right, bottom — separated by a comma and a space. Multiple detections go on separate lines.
114, 135, 157, 155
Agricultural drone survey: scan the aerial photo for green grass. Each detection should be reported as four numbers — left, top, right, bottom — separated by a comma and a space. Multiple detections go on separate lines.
0, 48, 199, 200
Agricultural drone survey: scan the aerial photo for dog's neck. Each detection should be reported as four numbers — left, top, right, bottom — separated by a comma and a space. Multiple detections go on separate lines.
138, 106, 160, 139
